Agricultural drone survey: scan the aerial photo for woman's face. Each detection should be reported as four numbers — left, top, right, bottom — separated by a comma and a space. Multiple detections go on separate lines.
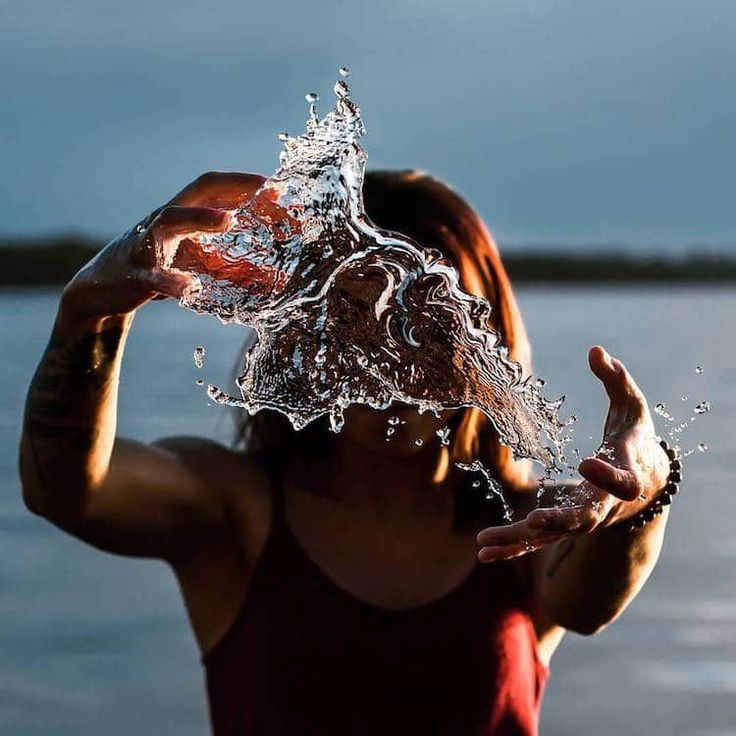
341, 402, 457, 456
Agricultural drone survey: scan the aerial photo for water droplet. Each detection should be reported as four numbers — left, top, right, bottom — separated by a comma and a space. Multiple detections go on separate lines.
388, 416, 400, 426
193, 346, 205, 368
206, 383, 242, 407
278, 131, 289, 142
680, 395, 689, 401
195, 379, 204, 386
694, 401, 711, 414
135, 223, 146, 234
695, 365, 704, 375
535, 378, 546, 388
654, 403, 674, 421
472, 480, 481, 488
436, 426, 451, 446
339, 66, 350, 78
698, 442, 708, 453
566, 414, 578, 425
305, 92, 319, 103
414, 438, 424, 447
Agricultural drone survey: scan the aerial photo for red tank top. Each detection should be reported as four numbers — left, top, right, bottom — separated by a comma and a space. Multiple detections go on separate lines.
203, 477, 548, 736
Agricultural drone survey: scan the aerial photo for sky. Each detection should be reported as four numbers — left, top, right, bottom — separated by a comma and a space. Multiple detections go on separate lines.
1, 0, 735, 252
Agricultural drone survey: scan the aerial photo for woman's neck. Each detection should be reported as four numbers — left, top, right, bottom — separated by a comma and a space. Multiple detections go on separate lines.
288, 434, 458, 521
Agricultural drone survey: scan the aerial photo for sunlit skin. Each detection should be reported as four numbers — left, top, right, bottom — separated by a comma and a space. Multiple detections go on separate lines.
19, 171, 671, 673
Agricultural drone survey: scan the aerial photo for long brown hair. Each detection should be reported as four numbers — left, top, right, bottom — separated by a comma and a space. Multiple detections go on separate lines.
233, 170, 534, 522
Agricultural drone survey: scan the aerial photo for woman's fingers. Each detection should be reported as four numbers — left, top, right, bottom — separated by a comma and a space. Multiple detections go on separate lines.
147, 206, 234, 269
578, 456, 643, 500
171, 171, 266, 209
478, 544, 533, 562
476, 515, 576, 547
478, 528, 568, 562
152, 205, 233, 237
527, 506, 590, 532
589, 346, 645, 406
476, 489, 614, 563
477, 519, 535, 547
146, 270, 200, 300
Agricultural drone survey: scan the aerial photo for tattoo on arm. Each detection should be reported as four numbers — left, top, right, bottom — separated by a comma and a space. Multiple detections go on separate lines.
23, 322, 125, 488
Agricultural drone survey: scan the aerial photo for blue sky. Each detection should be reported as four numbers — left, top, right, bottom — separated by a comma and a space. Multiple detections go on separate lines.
1, 0, 734, 251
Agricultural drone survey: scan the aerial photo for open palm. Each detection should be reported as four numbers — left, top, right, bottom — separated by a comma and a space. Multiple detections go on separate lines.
476, 346, 670, 562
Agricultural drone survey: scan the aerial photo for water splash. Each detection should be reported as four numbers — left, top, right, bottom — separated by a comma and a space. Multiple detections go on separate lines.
456, 460, 512, 522
158, 73, 566, 470
436, 426, 451, 447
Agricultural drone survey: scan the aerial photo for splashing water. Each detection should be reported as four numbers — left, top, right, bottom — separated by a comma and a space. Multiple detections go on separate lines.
158, 72, 566, 470
652, 364, 712, 456
193, 346, 205, 368
436, 426, 451, 447
457, 460, 512, 521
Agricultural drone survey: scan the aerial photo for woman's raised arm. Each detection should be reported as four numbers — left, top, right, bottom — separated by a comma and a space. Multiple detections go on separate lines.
19, 173, 264, 562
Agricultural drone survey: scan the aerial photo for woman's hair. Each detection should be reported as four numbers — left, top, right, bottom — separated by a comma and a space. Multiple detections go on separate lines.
233, 170, 533, 526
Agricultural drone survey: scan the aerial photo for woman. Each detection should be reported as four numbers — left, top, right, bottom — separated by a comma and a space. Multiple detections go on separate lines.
19, 170, 671, 735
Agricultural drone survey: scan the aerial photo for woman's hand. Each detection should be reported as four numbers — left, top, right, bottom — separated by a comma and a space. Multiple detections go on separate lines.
59, 172, 265, 323
476, 346, 671, 562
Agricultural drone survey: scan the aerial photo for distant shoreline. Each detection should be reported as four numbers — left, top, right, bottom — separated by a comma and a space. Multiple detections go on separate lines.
3, 236, 736, 286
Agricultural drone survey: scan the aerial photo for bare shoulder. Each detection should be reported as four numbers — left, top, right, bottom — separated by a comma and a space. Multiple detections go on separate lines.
153, 436, 267, 485
153, 436, 274, 550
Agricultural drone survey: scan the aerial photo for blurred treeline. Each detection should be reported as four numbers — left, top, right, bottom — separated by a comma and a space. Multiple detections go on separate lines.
3, 236, 736, 287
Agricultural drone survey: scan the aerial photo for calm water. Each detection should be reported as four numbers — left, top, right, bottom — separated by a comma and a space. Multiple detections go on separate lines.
1, 287, 734, 735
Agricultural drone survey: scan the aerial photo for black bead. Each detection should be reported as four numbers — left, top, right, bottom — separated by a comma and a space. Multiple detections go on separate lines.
671, 459, 682, 471
633, 516, 646, 528
670, 470, 682, 483
660, 494, 672, 506
666, 447, 677, 460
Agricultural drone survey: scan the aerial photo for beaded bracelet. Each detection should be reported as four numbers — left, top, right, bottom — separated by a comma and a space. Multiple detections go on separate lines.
627, 438, 681, 531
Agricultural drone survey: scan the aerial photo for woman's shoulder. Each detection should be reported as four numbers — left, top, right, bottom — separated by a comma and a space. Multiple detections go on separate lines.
153, 436, 275, 508
154, 436, 277, 561
153, 435, 269, 481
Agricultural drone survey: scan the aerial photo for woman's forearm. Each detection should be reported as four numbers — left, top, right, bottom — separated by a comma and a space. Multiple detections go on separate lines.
19, 302, 133, 520
540, 509, 668, 635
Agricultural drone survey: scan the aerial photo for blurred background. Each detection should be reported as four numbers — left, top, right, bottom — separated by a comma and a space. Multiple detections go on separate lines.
1, 1, 735, 734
